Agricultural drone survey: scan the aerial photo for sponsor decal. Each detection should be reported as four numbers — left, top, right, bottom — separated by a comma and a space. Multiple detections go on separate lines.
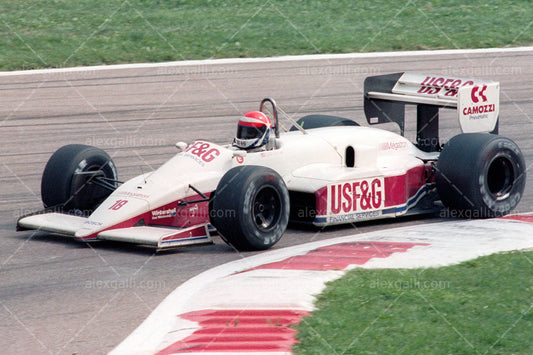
417, 76, 475, 97
328, 210, 382, 223
234, 138, 247, 147
470, 84, 488, 103
183, 141, 220, 165
461, 85, 495, 119
115, 191, 150, 199
236, 156, 244, 164
83, 220, 103, 226
151, 207, 177, 220
328, 177, 385, 216
189, 205, 198, 217
462, 104, 495, 116
457, 82, 499, 133
380, 141, 408, 151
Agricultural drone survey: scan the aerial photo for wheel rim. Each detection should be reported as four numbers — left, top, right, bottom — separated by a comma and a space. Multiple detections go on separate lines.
252, 185, 282, 232
486, 154, 515, 200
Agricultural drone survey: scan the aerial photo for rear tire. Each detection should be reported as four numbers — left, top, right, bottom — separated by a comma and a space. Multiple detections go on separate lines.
211, 166, 290, 251
436, 133, 525, 218
42, 144, 118, 214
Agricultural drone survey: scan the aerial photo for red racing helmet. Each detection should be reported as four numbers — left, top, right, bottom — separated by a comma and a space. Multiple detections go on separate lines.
234, 111, 272, 150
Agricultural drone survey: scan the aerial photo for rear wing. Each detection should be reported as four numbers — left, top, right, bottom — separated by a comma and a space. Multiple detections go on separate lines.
364, 73, 499, 152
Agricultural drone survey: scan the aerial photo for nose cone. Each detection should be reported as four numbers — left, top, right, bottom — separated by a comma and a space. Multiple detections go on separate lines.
74, 197, 151, 240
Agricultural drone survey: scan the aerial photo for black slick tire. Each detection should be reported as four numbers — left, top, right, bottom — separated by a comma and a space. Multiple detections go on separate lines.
436, 133, 525, 218
41, 144, 117, 213
211, 166, 290, 251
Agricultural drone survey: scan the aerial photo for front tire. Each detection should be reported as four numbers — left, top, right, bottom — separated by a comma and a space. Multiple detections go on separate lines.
436, 133, 525, 218
41, 144, 118, 214
211, 166, 290, 251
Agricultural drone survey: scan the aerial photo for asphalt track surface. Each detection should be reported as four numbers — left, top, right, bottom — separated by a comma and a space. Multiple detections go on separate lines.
1, 48, 533, 354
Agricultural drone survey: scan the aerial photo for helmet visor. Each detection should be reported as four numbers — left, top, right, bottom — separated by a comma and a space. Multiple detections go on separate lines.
237, 124, 267, 140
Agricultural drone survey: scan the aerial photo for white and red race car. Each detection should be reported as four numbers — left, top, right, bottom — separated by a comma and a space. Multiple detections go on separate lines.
17, 73, 526, 251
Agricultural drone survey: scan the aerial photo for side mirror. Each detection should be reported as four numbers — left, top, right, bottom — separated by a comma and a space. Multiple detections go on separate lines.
175, 142, 188, 152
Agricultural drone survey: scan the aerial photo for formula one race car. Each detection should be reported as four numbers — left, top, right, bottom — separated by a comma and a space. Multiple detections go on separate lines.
17, 73, 526, 251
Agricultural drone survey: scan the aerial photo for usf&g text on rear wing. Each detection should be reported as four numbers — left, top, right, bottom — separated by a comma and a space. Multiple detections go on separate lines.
364, 72, 500, 152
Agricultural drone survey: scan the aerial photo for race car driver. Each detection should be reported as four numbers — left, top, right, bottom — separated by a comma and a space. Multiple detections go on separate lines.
233, 111, 275, 151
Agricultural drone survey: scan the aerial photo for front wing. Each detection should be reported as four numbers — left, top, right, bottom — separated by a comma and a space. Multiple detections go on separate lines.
17, 212, 213, 249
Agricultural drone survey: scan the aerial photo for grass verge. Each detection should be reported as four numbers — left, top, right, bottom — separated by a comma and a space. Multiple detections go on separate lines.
1, 0, 533, 70
294, 250, 533, 354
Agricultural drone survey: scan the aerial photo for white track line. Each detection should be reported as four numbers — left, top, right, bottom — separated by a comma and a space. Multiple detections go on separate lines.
1, 46, 533, 77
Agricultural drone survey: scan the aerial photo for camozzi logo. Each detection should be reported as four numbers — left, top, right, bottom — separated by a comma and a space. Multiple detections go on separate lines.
151, 208, 177, 219
462, 104, 495, 116
470, 85, 488, 103
463, 84, 495, 116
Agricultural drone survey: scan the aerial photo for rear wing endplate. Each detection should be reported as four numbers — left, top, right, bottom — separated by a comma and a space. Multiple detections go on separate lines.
364, 73, 500, 152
